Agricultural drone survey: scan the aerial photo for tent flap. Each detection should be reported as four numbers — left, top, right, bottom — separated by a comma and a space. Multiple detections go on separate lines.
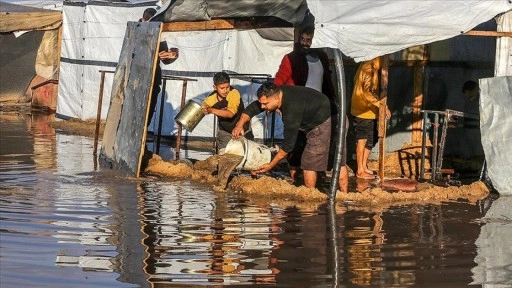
155, 0, 308, 25
308, 0, 512, 62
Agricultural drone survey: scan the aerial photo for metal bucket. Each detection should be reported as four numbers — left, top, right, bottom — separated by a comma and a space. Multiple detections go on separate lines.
174, 100, 205, 132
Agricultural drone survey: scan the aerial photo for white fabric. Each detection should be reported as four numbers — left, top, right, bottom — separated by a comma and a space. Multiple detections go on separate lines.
56, 3, 156, 120
479, 76, 512, 194
307, 0, 512, 62
153, 29, 292, 138
305, 55, 323, 92
56, 1, 293, 139
495, 11, 512, 76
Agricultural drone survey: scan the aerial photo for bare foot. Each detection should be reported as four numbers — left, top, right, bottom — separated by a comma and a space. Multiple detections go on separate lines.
356, 172, 375, 180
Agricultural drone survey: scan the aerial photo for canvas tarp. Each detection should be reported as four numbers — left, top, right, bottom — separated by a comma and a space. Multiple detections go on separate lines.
57, 0, 511, 141
307, 0, 512, 62
495, 11, 512, 76
56, 1, 157, 120
151, 29, 291, 138
154, 0, 511, 62
56, 1, 292, 140
153, 0, 307, 25
0, 2, 61, 32
479, 76, 512, 194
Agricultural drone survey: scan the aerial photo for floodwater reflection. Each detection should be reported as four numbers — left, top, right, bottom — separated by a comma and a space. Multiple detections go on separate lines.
1, 111, 511, 287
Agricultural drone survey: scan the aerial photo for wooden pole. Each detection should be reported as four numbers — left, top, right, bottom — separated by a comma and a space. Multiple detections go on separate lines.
377, 55, 389, 182
155, 78, 167, 154
464, 30, 512, 37
175, 80, 188, 159
94, 70, 109, 157
411, 65, 425, 144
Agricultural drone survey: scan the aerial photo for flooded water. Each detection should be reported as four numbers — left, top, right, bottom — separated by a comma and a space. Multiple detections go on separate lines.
1, 111, 511, 287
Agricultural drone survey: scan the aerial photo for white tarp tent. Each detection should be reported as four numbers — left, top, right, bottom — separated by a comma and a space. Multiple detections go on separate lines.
308, 0, 512, 62
56, 1, 294, 139
56, 1, 159, 120
56, 0, 510, 141
155, 29, 291, 138
479, 76, 512, 194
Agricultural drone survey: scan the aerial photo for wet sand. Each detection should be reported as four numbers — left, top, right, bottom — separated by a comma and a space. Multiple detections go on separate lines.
144, 152, 490, 210
38, 117, 491, 208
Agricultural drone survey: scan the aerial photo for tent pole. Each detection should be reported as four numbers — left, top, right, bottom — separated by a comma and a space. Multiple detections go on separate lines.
377, 55, 389, 182
329, 49, 347, 202
156, 79, 167, 154
175, 81, 188, 159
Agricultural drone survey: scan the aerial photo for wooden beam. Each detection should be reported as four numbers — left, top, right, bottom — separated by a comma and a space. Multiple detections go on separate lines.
378, 55, 389, 182
464, 30, 512, 37
411, 64, 425, 145
161, 19, 235, 32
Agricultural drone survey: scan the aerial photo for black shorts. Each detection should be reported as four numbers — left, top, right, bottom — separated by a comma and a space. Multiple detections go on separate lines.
301, 117, 332, 171
288, 117, 347, 169
352, 116, 378, 150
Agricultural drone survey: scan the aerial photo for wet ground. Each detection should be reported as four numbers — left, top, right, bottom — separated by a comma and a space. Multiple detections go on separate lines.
1, 111, 512, 287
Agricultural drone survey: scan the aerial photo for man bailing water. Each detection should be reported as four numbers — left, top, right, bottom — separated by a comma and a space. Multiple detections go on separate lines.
232, 82, 348, 193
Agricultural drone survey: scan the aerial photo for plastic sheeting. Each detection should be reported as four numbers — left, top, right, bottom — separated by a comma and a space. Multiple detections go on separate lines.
479, 76, 512, 194
152, 29, 291, 138
308, 0, 512, 62
154, 0, 307, 25
57, 1, 293, 139
35, 29, 60, 79
495, 11, 512, 76
56, 2, 155, 120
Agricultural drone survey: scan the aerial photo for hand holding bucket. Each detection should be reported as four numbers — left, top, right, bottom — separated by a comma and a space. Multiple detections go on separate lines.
223, 137, 271, 171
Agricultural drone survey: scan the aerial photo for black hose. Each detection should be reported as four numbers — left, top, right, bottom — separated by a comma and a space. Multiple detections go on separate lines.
328, 49, 347, 202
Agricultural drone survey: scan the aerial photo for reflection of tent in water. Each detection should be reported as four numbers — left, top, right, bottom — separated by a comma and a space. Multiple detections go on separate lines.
0, 1, 62, 110
471, 196, 512, 285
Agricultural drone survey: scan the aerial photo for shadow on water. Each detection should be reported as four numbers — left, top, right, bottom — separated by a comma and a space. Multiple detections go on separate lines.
1, 111, 511, 287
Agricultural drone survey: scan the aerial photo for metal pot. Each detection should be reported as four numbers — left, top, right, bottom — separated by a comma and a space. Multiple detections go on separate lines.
174, 100, 205, 132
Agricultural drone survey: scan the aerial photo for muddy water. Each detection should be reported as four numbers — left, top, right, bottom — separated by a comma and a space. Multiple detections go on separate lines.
1, 111, 512, 287
215, 154, 244, 191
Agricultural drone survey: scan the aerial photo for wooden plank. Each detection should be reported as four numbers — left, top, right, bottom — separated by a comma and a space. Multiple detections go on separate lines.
378, 55, 389, 181
162, 19, 234, 31
411, 65, 425, 144
464, 30, 512, 37
100, 21, 161, 177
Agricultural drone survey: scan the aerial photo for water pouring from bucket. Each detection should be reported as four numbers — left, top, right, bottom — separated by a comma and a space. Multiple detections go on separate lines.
174, 100, 205, 132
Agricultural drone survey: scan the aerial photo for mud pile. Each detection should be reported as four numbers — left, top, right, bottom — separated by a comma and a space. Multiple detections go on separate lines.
144, 153, 490, 209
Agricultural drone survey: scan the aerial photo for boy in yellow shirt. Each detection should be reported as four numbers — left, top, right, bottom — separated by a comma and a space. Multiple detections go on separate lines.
202, 72, 253, 150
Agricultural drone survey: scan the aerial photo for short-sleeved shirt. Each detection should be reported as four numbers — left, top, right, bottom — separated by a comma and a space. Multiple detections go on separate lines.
203, 88, 247, 133
244, 85, 332, 152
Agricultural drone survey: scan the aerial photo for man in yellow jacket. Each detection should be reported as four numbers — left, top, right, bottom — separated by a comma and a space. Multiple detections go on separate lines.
351, 57, 390, 179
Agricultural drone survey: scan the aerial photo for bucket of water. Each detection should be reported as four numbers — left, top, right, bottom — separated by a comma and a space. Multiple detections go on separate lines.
174, 100, 204, 132
224, 138, 271, 171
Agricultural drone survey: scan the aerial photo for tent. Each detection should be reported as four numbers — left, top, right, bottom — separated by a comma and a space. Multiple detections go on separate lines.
56, 0, 511, 190
56, 1, 160, 119
0, 1, 62, 107
153, 0, 511, 189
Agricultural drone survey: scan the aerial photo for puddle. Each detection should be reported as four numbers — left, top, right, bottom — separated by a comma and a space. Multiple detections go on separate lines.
0, 111, 511, 287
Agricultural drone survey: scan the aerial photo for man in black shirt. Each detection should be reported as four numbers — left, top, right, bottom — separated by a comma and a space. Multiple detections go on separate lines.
232, 83, 348, 192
